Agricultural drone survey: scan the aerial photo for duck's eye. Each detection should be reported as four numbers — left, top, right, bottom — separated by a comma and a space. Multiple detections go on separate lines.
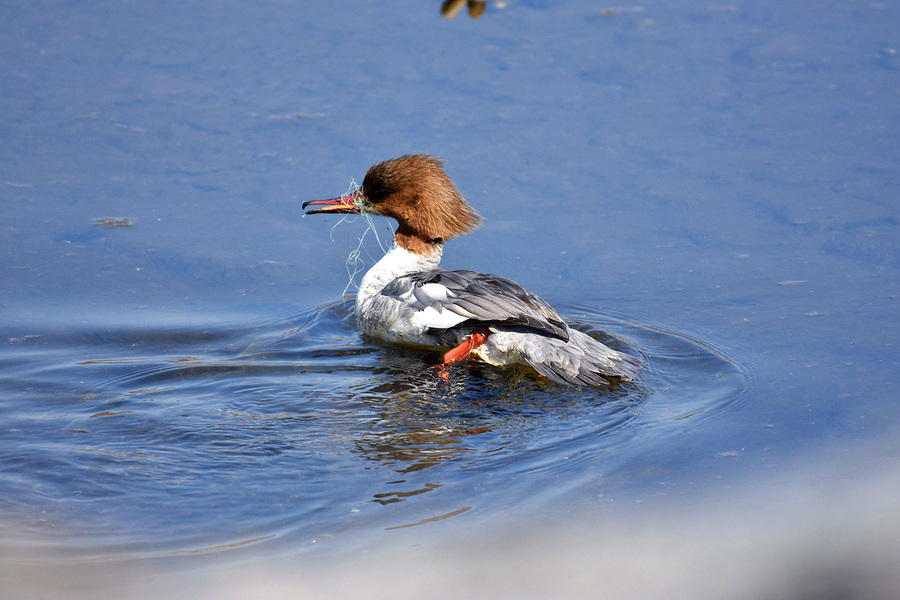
369, 187, 390, 203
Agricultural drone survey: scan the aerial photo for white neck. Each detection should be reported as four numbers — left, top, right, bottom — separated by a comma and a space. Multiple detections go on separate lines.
355, 242, 443, 314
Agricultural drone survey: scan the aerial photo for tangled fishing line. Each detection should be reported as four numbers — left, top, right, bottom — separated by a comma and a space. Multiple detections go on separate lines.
323, 179, 392, 297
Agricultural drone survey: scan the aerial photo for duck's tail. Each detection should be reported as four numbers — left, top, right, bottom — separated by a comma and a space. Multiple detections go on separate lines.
519, 328, 642, 386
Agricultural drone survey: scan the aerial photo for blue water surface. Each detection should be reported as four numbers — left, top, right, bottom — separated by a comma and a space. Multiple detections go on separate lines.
1, 0, 898, 596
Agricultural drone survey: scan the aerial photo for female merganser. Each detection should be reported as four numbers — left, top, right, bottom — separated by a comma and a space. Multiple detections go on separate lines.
303, 155, 641, 386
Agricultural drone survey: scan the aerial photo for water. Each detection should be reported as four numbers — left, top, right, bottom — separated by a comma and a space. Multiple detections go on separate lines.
2, 0, 899, 597
0, 300, 745, 558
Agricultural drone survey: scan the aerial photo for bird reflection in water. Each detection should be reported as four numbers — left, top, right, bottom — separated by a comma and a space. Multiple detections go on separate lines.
344, 343, 529, 505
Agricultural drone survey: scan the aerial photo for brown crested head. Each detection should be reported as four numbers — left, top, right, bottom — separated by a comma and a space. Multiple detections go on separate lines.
359, 155, 482, 252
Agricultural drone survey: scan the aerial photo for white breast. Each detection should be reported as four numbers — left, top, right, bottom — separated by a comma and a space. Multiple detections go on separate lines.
355, 243, 444, 341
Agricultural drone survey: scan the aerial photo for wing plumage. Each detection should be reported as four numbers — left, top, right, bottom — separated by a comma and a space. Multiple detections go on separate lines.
380, 269, 569, 341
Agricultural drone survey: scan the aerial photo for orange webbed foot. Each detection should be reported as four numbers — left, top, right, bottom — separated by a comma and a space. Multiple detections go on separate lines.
432, 329, 490, 379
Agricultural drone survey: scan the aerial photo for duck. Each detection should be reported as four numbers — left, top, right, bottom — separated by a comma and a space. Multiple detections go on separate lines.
303, 154, 641, 386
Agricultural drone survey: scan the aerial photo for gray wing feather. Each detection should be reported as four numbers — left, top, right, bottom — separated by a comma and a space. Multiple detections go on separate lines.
380, 269, 569, 341
411, 286, 430, 306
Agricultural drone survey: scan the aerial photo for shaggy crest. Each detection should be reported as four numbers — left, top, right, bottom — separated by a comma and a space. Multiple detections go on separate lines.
360, 155, 482, 252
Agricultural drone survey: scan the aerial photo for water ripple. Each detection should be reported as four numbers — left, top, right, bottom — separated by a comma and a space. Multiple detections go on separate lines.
0, 300, 747, 559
